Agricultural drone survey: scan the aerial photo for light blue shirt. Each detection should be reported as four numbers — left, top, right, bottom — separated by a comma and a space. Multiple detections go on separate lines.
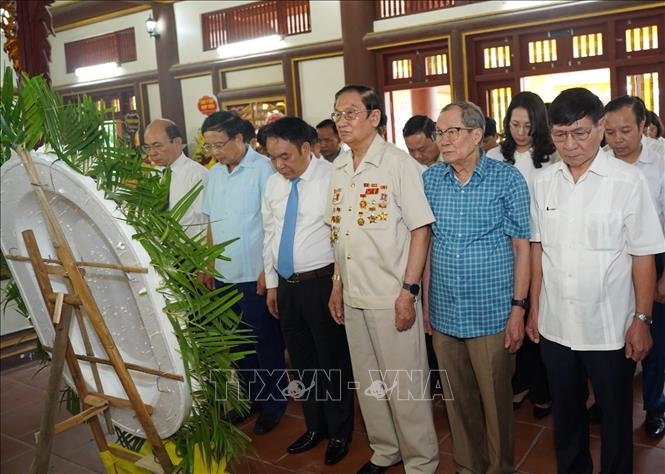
203, 146, 274, 283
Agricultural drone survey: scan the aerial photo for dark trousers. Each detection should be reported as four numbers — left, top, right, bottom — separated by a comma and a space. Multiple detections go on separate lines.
540, 336, 635, 474
512, 335, 550, 405
277, 274, 354, 439
642, 253, 665, 413
217, 280, 288, 414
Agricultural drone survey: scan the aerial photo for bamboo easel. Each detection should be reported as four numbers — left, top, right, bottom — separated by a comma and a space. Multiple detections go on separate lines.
12, 147, 178, 474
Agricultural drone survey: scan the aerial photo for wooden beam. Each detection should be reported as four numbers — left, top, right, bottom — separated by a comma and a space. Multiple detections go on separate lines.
5, 254, 148, 273
42, 345, 184, 382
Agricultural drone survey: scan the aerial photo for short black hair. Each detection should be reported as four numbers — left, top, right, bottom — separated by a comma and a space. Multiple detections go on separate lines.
164, 123, 183, 141
604, 95, 646, 126
263, 116, 312, 150
646, 110, 663, 138
308, 125, 319, 144
549, 88, 605, 126
484, 117, 497, 138
402, 115, 435, 140
240, 119, 256, 143
316, 119, 339, 135
334, 85, 387, 128
256, 124, 271, 148
201, 110, 246, 139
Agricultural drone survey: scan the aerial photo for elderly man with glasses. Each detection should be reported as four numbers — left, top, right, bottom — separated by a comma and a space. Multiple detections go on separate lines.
422, 101, 531, 474
527, 88, 665, 473
325, 85, 439, 474
143, 118, 208, 237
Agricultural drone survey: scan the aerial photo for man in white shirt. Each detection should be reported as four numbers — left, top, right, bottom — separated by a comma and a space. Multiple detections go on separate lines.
144, 119, 208, 238
603, 95, 665, 439
402, 115, 441, 171
528, 88, 665, 473
262, 117, 354, 465
316, 119, 345, 162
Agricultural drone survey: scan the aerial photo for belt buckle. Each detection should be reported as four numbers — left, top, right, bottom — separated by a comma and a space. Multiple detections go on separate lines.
286, 275, 300, 284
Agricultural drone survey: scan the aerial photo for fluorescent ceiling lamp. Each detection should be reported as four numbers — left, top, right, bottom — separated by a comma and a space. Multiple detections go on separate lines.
74, 62, 122, 81
217, 34, 284, 59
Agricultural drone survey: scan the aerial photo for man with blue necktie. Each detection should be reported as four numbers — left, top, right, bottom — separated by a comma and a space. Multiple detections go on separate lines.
262, 117, 355, 465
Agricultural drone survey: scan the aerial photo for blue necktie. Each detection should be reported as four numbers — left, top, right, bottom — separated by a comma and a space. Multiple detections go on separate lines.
277, 177, 301, 278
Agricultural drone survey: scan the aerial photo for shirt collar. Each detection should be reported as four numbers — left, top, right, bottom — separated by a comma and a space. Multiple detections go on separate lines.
441, 148, 488, 180
334, 134, 385, 175
298, 154, 317, 181
555, 147, 609, 181
638, 135, 657, 164
169, 152, 188, 170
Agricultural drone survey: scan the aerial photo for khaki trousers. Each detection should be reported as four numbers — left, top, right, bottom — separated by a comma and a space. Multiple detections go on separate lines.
345, 304, 439, 474
432, 331, 515, 474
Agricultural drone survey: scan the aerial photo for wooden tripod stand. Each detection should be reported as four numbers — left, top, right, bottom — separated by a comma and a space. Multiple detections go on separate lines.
13, 147, 178, 474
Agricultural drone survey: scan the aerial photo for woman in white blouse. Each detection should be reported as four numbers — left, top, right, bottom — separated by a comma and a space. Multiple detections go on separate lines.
487, 91, 559, 191
488, 91, 557, 418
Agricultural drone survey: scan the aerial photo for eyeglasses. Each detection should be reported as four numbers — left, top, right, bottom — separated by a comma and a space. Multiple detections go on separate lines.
142, 141, 170, 153
331, 109, 371, 122
435, 127, 474, 142
202, 140, 231, 153
551, 127, 593, 143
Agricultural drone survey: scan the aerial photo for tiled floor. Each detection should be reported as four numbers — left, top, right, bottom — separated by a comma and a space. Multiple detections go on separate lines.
1, 361, 664, 473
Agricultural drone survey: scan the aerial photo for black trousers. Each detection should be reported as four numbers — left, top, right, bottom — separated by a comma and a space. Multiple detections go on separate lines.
512, 334, 550, 405
277, 274, 354, 439
540, 336, 635, 474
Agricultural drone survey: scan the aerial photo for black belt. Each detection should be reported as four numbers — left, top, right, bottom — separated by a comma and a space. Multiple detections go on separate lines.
281, 263, 334, 283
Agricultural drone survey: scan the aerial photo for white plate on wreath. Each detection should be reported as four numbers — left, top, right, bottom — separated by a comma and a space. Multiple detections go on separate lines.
0, 151, 191, 438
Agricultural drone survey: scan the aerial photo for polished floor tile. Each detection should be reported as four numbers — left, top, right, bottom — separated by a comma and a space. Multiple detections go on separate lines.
2, 360, 664, 474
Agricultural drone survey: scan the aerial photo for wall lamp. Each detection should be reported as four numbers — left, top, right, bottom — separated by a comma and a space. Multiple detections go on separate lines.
145, 15, 160, 39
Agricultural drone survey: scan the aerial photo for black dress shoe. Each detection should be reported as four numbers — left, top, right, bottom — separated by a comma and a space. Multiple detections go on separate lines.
533, 403, 552, 419
287, 431, 325, 454
253, 410, 284, 435
357, 460, 394, 474
325, 437, 350, 465
645, 411, 665, 438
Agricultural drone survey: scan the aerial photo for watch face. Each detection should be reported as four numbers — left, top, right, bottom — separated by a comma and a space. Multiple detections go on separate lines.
409, 284, 420, 295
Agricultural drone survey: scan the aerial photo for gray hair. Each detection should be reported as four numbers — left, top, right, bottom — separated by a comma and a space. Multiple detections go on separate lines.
441, 101, 485, 131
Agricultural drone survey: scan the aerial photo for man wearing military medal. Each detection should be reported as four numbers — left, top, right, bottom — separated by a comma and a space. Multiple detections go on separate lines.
325, 85, 439, 474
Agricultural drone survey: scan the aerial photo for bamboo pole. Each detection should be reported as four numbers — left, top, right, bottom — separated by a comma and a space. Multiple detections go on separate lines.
18, 147, 174, 472
23, 231, 108, 474
41, 346, 184, 381
30, 290, 72, 474
5, 254, 148, 273
73, 306, 115, 433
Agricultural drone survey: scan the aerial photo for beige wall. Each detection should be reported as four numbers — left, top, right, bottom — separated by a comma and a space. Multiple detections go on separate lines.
298, 55, 345, 126
224, 64, 283, 90
146, 83, 162, 124
50, 10, 158, 87
180, 75, 214, 154
373, 0, 571, 32
174, 0, 342, 65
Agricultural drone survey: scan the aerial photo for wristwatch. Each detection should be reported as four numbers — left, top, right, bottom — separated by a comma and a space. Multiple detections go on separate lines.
634, 312, 653, 325
511, 298, 528, 310
402, 282, 420, 296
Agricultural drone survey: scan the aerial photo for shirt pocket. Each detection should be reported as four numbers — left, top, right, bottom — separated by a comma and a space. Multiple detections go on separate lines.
584, 210, 623, 250
357, 184, 391, 230
540, 210, 561, 247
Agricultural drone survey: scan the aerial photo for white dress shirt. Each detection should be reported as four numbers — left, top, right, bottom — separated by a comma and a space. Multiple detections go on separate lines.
169, 153, 209, 238
531, 148, 665, 350
262, 155, 334, 288
487, 146, 559, 192
603, 135, 665, 233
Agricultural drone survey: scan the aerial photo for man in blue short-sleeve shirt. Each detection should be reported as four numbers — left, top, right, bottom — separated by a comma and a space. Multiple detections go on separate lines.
201, 111, 287, 435
423, 101, 530, 474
